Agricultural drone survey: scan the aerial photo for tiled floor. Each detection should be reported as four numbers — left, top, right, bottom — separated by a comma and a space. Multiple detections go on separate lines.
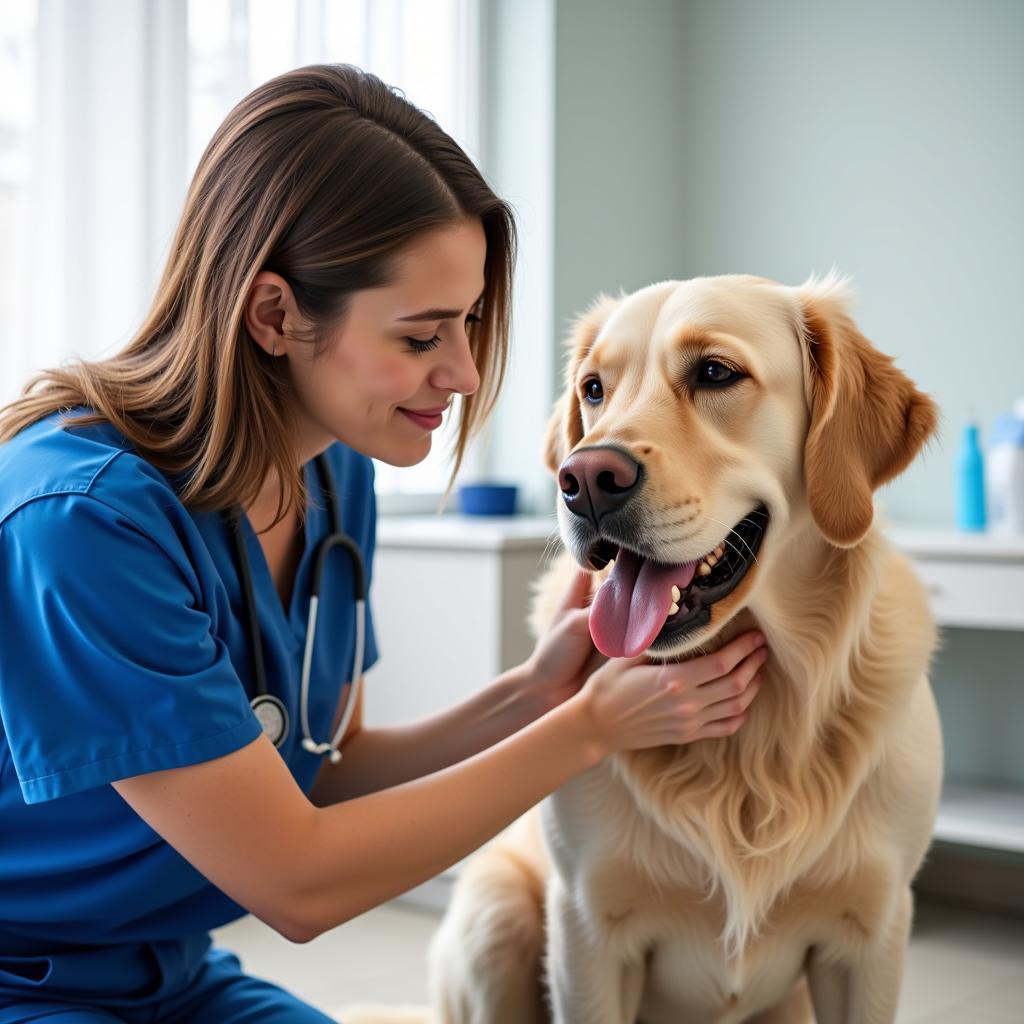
213, 897, 1024, 1022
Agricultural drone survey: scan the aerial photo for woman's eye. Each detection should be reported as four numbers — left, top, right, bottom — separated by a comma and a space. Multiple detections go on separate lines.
696, 359, 743, 386
583, 378, 604, 404
406, 335, 441, 354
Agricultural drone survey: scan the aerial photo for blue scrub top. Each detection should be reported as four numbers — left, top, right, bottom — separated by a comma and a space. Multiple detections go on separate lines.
0, 408, 379, 965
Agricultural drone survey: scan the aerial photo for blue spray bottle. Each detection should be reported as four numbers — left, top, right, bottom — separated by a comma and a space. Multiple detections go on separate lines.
956, 413, 987, 531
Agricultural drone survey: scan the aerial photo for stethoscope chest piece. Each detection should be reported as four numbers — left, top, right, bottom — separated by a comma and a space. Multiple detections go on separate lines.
251, 693, 290, 748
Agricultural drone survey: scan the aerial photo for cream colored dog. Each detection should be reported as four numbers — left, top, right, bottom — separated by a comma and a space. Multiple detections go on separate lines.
339, 272, 943, 1024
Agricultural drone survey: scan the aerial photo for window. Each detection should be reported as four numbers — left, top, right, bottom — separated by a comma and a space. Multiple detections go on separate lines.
0, 0, 481, 505
0, 2, 36, 408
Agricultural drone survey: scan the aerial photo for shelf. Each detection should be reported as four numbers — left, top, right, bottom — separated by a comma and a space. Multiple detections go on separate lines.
934, 781, 1024, 853
882, 524, 1024, 563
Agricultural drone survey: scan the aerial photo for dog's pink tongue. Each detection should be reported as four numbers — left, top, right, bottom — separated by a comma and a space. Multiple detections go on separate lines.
589, 550, 699, 658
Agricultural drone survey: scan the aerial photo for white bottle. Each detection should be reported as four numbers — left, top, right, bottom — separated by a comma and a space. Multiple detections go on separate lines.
986, 398, 1024, 534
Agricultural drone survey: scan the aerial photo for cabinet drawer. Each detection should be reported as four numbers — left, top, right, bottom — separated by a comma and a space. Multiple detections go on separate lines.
913, 559, 1024, 629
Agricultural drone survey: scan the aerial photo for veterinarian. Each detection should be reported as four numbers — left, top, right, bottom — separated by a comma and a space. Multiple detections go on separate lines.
0, 65, 767, 1022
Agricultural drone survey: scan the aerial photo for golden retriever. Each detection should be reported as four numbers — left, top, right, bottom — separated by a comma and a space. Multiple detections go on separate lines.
339, 272, 943, 1024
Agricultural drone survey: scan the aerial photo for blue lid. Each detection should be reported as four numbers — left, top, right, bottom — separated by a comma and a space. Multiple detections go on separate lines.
991, 413, 1024, 446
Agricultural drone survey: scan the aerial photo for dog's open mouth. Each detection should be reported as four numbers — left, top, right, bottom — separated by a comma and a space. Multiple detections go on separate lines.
585, 505, 769, 657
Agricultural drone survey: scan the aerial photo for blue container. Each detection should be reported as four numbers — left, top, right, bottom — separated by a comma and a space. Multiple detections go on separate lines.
458, 482, 519, 516
956, 422, 987, 531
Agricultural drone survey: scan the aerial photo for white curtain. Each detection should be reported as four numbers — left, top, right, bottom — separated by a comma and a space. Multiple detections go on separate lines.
0, 0, 482, 501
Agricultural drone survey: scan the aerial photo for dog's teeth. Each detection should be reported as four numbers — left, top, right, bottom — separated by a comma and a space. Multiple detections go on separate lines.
706, 554, 718, 567
669, 602, 679, 616
671, 585, 681, 602
698, 562, 712, 576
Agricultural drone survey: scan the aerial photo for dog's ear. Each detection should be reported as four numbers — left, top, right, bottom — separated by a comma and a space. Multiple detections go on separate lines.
797, 274, 938, 548
542, 293, 622, 476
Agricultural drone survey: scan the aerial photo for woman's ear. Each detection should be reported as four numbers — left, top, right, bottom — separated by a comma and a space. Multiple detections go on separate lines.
797, 275, 939, 548
541, 293, 622, 476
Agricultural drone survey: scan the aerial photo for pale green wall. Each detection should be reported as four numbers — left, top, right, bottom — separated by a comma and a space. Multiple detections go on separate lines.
553, 0, 686, 372
542, 0, 1024, 527
672, 0, 1024, 528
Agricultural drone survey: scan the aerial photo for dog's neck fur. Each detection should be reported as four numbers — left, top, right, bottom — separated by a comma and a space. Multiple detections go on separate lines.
607, 513, 936, 956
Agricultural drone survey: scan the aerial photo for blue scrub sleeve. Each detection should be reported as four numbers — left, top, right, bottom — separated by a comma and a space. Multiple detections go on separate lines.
0, 494, 262, 805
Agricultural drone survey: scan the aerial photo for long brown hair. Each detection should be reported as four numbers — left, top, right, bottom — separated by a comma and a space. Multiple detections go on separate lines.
0, 64, 516, 525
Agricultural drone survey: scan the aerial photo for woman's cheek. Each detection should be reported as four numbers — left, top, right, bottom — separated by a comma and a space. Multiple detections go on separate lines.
369, 355, 422, 402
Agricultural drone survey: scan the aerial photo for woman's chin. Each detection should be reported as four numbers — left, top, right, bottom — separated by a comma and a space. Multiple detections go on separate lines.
371, 437, 432, 467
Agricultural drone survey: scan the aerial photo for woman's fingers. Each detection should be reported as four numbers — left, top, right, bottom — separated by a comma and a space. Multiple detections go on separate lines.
684, 629, 766, 687
695, 646, 768, 713
551, 566, 594, 619
700, 673, 763, 726
695, 712, 749, 739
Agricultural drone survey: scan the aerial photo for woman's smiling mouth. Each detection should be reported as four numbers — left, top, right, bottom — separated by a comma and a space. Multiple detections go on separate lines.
398, 406, 448, 429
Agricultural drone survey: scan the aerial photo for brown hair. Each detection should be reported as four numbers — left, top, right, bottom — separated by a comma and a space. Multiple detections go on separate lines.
0, 63, 516, 525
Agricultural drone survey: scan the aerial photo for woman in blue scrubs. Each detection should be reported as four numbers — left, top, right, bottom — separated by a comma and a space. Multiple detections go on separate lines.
0, 65, 767, 1021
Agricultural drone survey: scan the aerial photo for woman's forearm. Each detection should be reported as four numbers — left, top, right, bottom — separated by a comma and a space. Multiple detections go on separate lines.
296, 691, 605, 939
307, 665, 544, 807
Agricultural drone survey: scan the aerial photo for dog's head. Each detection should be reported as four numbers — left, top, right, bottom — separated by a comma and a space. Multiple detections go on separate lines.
543, 272, 938, 659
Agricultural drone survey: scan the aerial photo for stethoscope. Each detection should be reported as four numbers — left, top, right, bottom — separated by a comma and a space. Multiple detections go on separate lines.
227, 453, 366, 764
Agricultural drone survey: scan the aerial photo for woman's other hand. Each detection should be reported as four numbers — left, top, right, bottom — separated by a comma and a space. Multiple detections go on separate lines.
575, 629, 768, 757
519, 567, 605, 715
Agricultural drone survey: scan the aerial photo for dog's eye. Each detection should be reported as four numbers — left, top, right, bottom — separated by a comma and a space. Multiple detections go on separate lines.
696, 360, 743, 387
583, 378, 604, 404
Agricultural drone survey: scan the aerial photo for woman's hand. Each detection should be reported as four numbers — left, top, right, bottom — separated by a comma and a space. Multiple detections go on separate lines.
519, 567, 606, 715
574, 629, 768, 757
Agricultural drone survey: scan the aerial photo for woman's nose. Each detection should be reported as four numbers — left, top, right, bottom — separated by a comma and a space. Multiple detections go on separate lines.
431, 334, 480, 396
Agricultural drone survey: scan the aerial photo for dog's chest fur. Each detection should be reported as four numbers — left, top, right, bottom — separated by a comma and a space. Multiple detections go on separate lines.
540, 745, 901, 1021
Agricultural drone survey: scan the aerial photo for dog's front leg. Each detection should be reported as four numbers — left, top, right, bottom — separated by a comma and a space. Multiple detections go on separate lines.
544, 878, 646, 1024
806, 886, 913, 1023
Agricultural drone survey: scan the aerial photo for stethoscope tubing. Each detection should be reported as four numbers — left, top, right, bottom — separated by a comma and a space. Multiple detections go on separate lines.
228, 452, 366, 763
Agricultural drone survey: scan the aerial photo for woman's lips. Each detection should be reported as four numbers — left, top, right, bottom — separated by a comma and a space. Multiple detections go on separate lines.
398, 407, 445, 430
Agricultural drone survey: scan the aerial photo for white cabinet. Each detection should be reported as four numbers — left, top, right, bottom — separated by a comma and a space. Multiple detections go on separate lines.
365, 515, 557, 730
365, 515, 557, 909
885, 527, 1024, 631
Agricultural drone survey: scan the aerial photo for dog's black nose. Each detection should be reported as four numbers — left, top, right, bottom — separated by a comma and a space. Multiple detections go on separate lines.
559, 446, 642, 526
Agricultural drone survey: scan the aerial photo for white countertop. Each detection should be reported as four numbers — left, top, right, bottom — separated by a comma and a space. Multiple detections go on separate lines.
377, 514, 559, 551
882, 525, 1024, 562
377, 513, 1024, 560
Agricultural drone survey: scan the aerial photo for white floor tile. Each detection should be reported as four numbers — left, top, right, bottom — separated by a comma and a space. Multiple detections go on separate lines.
212, 900, 440, 1016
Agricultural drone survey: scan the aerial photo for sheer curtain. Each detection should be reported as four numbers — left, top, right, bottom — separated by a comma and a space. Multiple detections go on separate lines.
0, 0, 482, 503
